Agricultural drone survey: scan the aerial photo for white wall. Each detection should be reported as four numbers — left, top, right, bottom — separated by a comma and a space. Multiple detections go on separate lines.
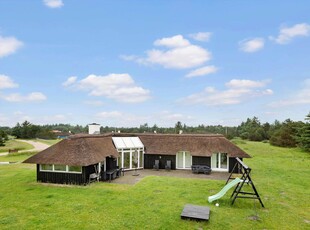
88, 123, 100, 134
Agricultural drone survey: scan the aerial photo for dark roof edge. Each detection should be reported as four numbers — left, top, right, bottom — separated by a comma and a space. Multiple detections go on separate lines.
68, 132, 225, 140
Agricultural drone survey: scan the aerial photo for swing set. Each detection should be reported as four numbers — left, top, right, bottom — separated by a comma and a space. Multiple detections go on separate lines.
226, 157, 264, 208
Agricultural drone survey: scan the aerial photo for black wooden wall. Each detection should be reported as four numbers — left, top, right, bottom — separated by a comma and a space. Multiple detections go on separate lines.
144, 154, 176, 170
106, 157, 117, 171
229, 157, 243, 173
192, 156, 211, 166
36, 164, 97, 185
192, 156, 242, 173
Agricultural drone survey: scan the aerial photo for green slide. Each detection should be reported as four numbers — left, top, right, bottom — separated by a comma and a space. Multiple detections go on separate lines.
208, 178, 242, 203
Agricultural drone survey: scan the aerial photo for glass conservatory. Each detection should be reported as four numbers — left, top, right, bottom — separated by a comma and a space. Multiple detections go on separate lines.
112, 137, 144, 170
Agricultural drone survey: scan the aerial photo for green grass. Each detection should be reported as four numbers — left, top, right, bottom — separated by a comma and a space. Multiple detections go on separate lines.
0, 140, 34, 153
0, 141, 309, 229
0, 151, 38, 162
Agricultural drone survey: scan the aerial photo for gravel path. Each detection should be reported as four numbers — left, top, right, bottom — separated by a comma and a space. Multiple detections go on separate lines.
16, 140, 50, 152
0, 139, 50, 156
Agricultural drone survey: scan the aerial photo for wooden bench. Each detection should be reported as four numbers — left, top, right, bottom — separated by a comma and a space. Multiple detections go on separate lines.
8, 149, 18, 154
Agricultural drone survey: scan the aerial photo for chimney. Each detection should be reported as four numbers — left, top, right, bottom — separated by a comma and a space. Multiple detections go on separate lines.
88, 123, 100, 134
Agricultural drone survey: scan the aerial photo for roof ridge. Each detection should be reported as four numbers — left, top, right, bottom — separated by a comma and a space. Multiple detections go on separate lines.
68, 132, 225, 139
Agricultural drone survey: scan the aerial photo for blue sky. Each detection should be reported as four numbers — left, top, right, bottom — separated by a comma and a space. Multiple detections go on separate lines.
0, 0, 310, 127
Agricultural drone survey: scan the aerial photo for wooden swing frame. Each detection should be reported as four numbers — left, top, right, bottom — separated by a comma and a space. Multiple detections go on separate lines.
226, 157, 265, 208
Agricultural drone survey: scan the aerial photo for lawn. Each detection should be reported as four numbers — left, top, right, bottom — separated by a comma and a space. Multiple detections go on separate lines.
0, 139, 34, 153
0, 151, 38, 162
0, 141, 309, 229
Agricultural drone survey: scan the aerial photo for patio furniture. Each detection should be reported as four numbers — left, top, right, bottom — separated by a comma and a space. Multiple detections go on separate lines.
191, 165, 212, 174
89, 173, 99, 183
106, 169, 117, 182
116, 167, 124, 177
165, 160, 171, 171
153, 160, 159, 170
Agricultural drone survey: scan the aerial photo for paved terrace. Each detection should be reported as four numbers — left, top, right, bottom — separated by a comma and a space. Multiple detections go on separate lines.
110, 169, 230, 185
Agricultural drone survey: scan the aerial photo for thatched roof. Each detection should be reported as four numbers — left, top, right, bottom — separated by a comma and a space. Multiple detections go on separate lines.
24, 133, 250, 166
23, 136, 119, 166
136, 134, 250, 158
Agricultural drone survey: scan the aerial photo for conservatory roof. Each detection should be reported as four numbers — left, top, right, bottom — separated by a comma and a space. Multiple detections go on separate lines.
112, 137, 144, 149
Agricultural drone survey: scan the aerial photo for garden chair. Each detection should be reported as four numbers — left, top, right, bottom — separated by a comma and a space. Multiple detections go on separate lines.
165, 160, 171, 171
153, 160, 159, 170
116, 167, 124, 177
89, 173, 99, 183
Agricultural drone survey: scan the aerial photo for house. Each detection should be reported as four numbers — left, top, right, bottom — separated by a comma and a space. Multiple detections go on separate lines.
23, 132, 250, 185
51, 130, 72, 139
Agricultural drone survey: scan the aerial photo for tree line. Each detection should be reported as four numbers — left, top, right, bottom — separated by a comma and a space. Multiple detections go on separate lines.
0, 112, 309, 152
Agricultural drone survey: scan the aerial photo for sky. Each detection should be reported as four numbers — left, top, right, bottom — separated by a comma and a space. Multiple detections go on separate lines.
0, 0, 310, 128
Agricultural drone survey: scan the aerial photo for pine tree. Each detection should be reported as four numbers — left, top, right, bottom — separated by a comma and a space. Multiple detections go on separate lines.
296, 113, 310, 152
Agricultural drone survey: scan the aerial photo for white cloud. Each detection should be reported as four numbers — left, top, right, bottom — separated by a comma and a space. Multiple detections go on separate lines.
270, 23, 310, 44
94, 111, 150, 127
0, 75, 19, 89
189, 32, 212, 42
186, 65, 218, 78
12, 111, 32, 123
0, 114, 9, 123
42, 114, 67, 123
262, 89, 273, 95
63, 73, 151, 103
269, 79, 310, 107
95, 111, 123, 119
93, 110, 194, 128
181, 79, 273, 106
0, 35, 23, 58
225, 79, 269, 88
83, 100, 104, 107
239, 38, 264, 52
2, 92, 47, 102
154, 35, 190, 47
43, 0, 64, 8
156, 111, 194, 122
62, 76, 77, 87
123, 34, 212, 69
119, 55, 139, 61
0, 75, 46, 103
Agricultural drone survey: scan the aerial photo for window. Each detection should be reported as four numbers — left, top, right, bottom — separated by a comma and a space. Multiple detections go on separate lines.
41, 164, 53, 171
211, 153, 228, 171
123, 152, 130, 169
54, 165, 66, 172
68, 166, 82, 173
118, 156, 123, 169
177, 151, 192, 169
132, 151, 138, 168
177, 152, 183, 168
40, 164, 82, 174
139, 150, 143, 168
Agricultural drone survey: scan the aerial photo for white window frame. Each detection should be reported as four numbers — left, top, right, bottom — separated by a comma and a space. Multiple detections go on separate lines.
211, 153, 229, 172
176, 151, 192, 169
117, 147, 144, 170
40, 164, 82, 174
54, 164, 67, 172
